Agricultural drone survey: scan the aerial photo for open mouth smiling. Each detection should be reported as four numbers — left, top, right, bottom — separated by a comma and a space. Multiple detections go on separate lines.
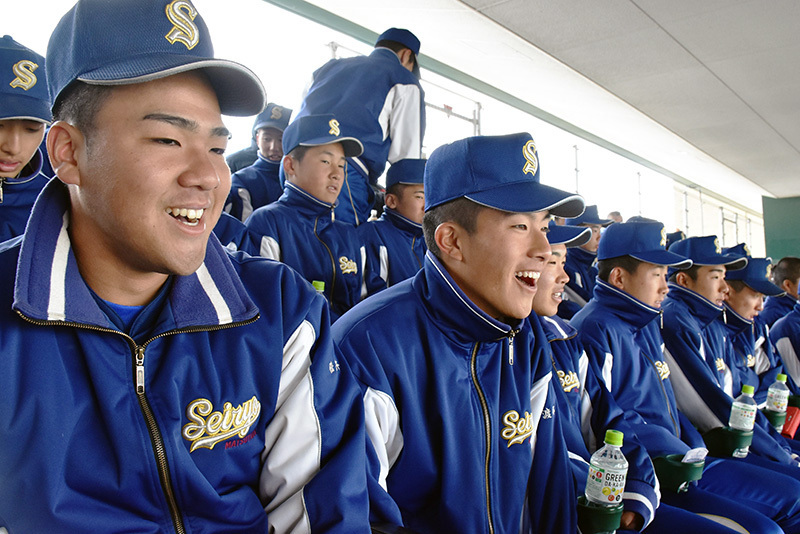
166, 207, 204, 227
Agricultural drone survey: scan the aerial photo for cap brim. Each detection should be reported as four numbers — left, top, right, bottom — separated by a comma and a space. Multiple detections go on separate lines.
78, 56, 266, 117
630, 250, 693, 268
744, 279, 785, 297
466, 181, 585, 218
547, 225, 592, 247
254, 122, 286, 133
0, 93, 52, 123
300, 136, 364, 158
691, 254, 748, 271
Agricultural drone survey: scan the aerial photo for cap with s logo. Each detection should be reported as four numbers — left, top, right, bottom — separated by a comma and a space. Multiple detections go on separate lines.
599, 221, 692, 268
424, 132, 585, 217
252, 103, 293, 137
0, 35, 51, 123
722, 243, 784, 297
282, 114, 363, 158
46, 0, 265, 116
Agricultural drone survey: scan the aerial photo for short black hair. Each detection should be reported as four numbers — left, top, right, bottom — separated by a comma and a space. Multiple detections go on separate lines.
669, 264, 700, 283
375, 39, 417, 68
773, 257, 800, 286
597, 256, 644, 282
422, 197, 483, 258
726, 279, 747, 293
52, 81, 114, 140
287, 145, 311, 162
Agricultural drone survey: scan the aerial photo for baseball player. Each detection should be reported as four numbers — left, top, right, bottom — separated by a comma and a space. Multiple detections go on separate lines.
0, 35, 52, 242
0, 1, 370, 532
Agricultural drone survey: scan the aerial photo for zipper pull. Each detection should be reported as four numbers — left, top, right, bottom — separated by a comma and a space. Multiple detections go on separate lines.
135, 346, 146, 394
508, 332, 516, 366
723, 308, 728, 325
0, 178, 4, 204
331, 208, 335, 222
660, 310, 664, 329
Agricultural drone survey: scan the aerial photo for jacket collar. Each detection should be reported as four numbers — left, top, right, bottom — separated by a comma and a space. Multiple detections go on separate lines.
724, 304, 752, 335
255, 153, 280, 169
593, 278, 662, 330
279, 181, 336, 218
540, 314, 576, 342
413, 251, 521, 344
382, 208, 423, 236
13, 179, 259, 331
665, 282, 723, 327
567, 246, 596, 267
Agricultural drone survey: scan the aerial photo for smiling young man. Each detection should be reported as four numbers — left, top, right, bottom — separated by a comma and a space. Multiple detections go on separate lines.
0, 1, 371, 532
333, 132, 587, 533
225, 102, 292, 221
0, 35, 52, 242
358, 158, 427, 295
571, 222, 800, 534
720, 244, 792, 406
246, 113, 369, 322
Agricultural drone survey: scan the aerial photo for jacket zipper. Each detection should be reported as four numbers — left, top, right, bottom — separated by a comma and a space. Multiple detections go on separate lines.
470, 342, 495, 534
314, 215, 337, 299
411, 235, 422, 268
507, 329, 519, 366
641, 350, 679, 435
17, 310, 258, 534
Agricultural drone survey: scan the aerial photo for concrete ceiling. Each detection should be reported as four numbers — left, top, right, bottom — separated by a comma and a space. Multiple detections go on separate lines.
460, 0, 800, 199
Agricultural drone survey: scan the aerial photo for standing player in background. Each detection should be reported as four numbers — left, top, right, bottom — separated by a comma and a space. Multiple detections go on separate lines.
296, 28, 425, 226
0, 35, 51, 242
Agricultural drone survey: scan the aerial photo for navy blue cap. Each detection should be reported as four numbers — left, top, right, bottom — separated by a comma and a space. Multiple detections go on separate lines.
46, 0, 265, 116
666, 230, 686, 250
376, 28, 421, 78
252, 103, 292, 137
547, 221, 592, 248
598, 221, 693, 268
722, 244, 784, 296
424, 132, 585, 217
282, 114, 363, 158
565, 205, 613, 227
0, 36, 51, 123
386, 158, 426, 188
668, 236, 747, 271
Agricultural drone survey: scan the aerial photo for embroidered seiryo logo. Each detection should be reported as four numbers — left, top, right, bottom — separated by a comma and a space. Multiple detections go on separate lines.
660, 227, 667, 248
654, 360, 671, 380
328, 118, 340, 137
165, 0, 200, 50
557, 369, 580, 393
522, 139, 538, 177
9, 60, 39, 91
271, 106, 284, 120
182, 396, 261, 452
502, 410, 535, 447
339, 256, 357, 275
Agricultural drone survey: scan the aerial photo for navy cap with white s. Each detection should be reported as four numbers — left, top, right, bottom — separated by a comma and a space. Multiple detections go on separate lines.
599, 221, 692, 268
282, 114, 363, 159
252, 103, 292, 138
46, 0, 265, 117
0, 35, 51, 123
424, 132, 585, 218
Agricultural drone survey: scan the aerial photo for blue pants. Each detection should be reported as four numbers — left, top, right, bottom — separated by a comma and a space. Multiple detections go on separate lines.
643, 501, 780, 534
694, 457, 800, 533
334, 162, 373, 226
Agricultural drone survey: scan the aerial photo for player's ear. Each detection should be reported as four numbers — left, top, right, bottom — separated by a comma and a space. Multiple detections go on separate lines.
47, 121, 85, 186
608, 266, 626, 291
283, 154, 297, 180
384, 193, 399, 210
435, 221, 464, 262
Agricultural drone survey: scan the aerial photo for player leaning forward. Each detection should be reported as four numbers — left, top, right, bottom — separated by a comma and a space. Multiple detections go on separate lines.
333, 132, 586, 533
0, 1, 370, 533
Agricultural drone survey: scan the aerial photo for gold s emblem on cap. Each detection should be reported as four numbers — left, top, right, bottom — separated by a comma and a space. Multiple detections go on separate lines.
270, 107, 283, 120
660, 228, 667, 247
766, 263, 773, 280
714, 237, 721, 254
328, 118, 340, 137
743, 244, 751, 256
9, 60, 39, 91
165, 0, 200, 50
522, 139, 538, 176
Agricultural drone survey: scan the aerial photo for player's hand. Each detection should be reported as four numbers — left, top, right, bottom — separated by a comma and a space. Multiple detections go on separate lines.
620, 510, 644, 531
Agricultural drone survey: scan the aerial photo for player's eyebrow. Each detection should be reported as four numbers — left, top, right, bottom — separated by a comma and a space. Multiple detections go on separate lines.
143, 113, 231, 138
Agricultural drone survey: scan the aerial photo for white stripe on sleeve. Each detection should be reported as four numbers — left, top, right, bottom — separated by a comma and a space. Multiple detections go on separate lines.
259, 235, 281, 261
776, 337, 800, 386
378, 84, 423, 164
47, 212, 70, 321
363, 387, 404, 490
260, 320, 320, 534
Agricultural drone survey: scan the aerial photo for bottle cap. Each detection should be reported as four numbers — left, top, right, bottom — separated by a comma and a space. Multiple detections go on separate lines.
778, 374, 787, 382
742, 384, 755, 395
312, 280, 325, 292
604, 429, 623, 447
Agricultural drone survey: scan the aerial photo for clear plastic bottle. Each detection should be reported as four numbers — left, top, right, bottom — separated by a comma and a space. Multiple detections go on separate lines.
766, 374, 790, 433
729, 384, 757, 458
585, 429, 628, 515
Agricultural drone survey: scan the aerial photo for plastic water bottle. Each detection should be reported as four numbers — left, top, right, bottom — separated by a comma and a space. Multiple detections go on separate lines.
766, 374, 790, 433
585, 429, 628, 511
729, 384, 757, 458
312, 280, 325, 295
